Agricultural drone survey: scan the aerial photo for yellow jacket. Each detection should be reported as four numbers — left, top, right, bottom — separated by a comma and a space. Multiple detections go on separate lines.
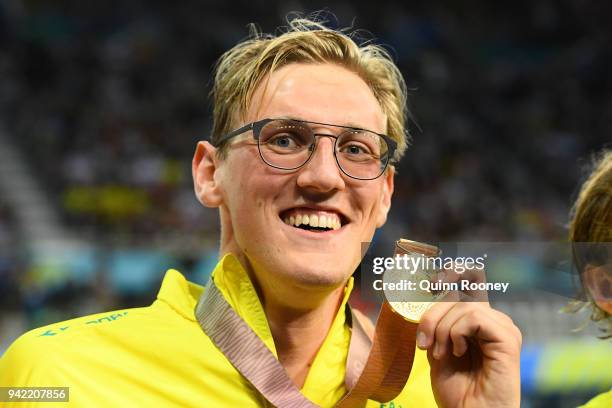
0, 254, 436, 407
580, 390, 612, 408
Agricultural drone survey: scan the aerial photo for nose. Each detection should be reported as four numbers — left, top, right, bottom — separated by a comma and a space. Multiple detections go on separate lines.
296, 135, 346, 193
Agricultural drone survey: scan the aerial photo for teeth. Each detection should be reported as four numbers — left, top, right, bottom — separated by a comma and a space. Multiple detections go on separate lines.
320, 215, 327, 229
282, 212, 343, 230
310, 215, 319, 228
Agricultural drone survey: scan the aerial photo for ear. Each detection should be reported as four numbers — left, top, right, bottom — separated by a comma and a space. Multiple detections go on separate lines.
376, 166, 395, 228
583, 264, 612, 314
192, 141, 224, 208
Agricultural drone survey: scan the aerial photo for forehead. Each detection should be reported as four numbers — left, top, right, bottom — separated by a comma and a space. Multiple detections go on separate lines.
246, 63, 387, 133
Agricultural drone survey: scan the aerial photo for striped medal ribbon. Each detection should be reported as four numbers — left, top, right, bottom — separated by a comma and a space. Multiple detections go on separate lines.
195, 240, 438, 407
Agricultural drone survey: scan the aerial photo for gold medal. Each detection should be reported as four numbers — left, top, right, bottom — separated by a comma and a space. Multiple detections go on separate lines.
388, 301, 435, 323
384, 239, 442, 323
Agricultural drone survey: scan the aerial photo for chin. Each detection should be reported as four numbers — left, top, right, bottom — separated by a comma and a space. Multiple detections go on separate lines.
243, 239, 359, 292
283, 261, 352, 290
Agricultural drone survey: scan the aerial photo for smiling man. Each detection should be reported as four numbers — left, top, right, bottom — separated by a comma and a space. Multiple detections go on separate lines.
0, 17, 521, 407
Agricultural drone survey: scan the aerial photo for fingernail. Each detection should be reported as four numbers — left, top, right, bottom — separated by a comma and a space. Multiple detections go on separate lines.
417, 331, 427, 348
433, 342, 440, 359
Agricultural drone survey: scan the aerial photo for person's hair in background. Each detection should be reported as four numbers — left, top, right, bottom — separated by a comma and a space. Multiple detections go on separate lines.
210, 14, 409, 162
566, 149, 612, 338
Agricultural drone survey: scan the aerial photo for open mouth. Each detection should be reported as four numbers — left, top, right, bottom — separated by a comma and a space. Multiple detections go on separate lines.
280, 209, 346, 232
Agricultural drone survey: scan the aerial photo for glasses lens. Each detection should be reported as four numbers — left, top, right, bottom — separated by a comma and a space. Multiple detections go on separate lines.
336, 130, 389, 179
258, 120, 313, 169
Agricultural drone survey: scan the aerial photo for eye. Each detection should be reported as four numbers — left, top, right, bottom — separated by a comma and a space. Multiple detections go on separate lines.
266, 133, 300, 150
342, 144, 368, 155
259, 120, 312, 153
337, 130, 384, 162
339, 141, 374, 157
273, 135, 294, 148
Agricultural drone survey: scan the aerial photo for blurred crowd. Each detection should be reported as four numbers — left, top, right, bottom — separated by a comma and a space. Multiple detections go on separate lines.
0, 199, 19, 308
0, 2, 611, 401
0, 1, 609, 246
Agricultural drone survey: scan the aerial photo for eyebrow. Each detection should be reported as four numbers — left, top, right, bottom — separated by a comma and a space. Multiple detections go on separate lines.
273, 115, 372, 132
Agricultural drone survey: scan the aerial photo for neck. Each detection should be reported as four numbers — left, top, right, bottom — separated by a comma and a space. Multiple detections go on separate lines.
264, 285, 345, 388
218, 210, 348, 387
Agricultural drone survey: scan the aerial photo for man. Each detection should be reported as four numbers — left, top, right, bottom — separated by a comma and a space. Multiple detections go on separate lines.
0, 17, 521, 407
567, 149, 611, 408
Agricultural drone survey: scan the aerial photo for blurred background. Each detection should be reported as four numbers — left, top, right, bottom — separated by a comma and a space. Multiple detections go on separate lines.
0, 0, 610, 407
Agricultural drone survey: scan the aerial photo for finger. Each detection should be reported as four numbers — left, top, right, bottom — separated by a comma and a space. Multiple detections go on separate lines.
448, 307, 520, 357
417, 300, 457, 350
490, 308, 516, 328
430, 264, 489, 302
461, 266, 487, 283
480, 306, 520, 336
450, 329, 469, 357
490, 309, 523, 347
430, 302, 489, 359
458, 268, 489, 302
445, 309, 496, 358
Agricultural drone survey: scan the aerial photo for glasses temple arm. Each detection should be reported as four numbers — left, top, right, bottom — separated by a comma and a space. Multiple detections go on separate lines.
213, 123, 254, 147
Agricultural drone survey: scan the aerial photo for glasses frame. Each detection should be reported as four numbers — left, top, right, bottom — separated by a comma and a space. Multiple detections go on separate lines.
214, 118, 397, 180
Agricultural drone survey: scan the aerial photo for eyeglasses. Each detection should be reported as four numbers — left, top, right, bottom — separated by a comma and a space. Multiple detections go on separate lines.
214, 118, 397, 180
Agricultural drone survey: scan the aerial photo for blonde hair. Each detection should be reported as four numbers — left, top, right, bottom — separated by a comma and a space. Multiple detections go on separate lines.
567, 149, 612, 337
210, 16, 408, 161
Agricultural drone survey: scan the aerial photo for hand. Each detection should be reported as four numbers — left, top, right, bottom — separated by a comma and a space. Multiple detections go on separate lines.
417, 301, 522, 408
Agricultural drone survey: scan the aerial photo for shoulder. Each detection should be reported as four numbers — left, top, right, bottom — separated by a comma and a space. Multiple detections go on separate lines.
7, 306, 145, 345
580, 390, 612, 408
0, 303, 172, 385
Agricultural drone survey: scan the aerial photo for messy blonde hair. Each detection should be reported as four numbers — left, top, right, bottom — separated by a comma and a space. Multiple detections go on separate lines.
567, 149, 612, 337
210, 15, 408, 161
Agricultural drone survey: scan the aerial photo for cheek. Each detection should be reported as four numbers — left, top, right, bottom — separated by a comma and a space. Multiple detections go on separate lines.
222, 156, 257, 218
226, 162, 285, 222
351, 183, 384, 222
